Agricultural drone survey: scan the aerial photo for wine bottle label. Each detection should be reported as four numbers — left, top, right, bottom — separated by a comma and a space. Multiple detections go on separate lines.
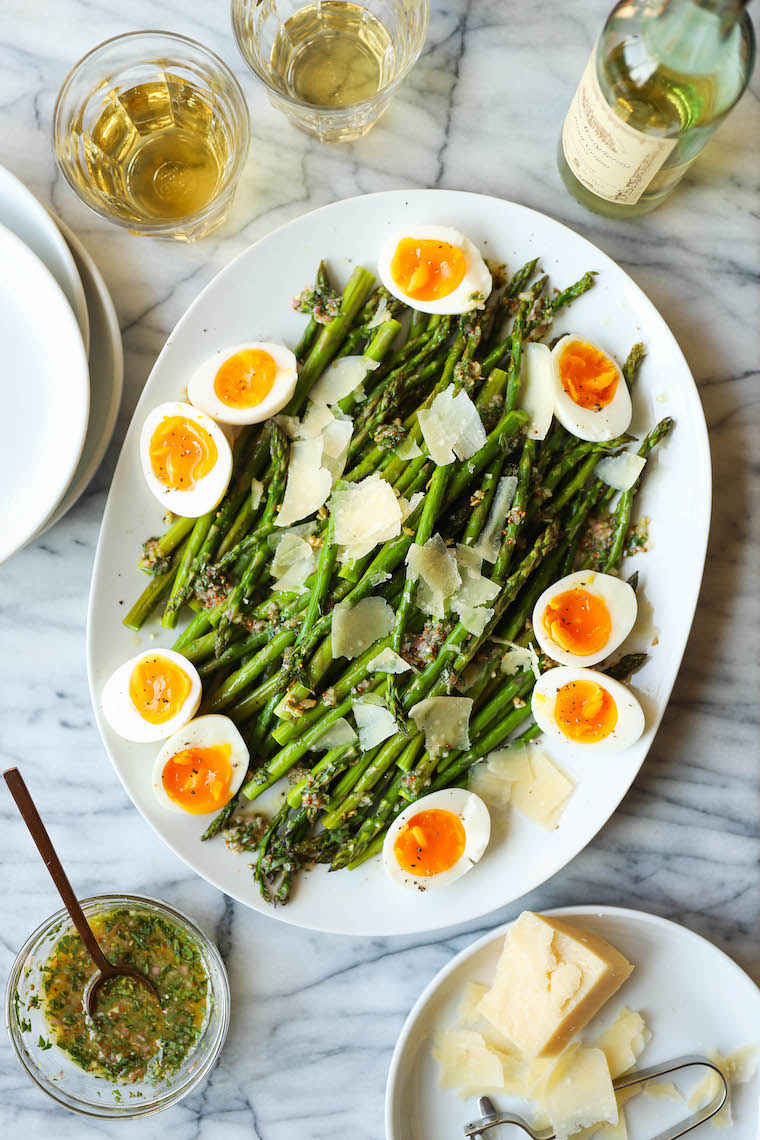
562, 48, 677, 205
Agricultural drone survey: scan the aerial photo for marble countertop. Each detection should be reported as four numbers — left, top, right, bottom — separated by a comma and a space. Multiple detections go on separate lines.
1, 0, 758, 1136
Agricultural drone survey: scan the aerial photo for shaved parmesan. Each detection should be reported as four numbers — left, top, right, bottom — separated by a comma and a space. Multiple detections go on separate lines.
270, 532, 316, 592
543, 1046, 618, 1140
595, 452, 647, 492
457, 604, 493, 636
331, 596, 395, 659
417, 385, 487, 466
473, 475, 518, 563
367, 296, 390, 328
469, 757, 514, 809
458, 982, 489, 1027
643, 1081, 682, 1100
409, 696, 473, 756
506, 748, 574, 829
277, 438, 332, 527
308, 717, 357, 751
520, 342, 555, 441
395, 435, 423, 461
309, 355, 379, 406
250, 478, 264, 509
330, 474, 402, 558
433, 1029, 505, 1096
594, 1007, 650, 1078
687, 1045, 758, 1127
320, 414, 353, 482
353, 696, 397, 750
398, 491, 424, 521
367, 647, 411, 674
405, 533, 461, 618
500, 639, 541, 681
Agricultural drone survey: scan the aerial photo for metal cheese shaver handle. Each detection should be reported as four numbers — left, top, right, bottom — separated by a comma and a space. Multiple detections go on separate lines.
3, 767, 160, 1017
464, 1055, 728, 1140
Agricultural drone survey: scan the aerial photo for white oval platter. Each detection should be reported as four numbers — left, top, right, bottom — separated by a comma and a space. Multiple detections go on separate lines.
385, 906, 760, 1140
87, 190, 711, 936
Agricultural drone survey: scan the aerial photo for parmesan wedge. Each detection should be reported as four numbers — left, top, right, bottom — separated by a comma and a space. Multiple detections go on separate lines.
405, 533, 461, 618
353, 696, 397, 750
308, 355, 379, 405
508, 748, 574, 830
330, 473, 402, 557
473, 474, 518, 563
270, 531, 316, 592
367, 647, 412, 674
277, 437, 332, 527
417, 385, 487, 466
308, 717, 357, 751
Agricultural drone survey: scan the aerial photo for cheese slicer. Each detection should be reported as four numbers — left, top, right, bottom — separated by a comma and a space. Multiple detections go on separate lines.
464, 1055, 728, 1140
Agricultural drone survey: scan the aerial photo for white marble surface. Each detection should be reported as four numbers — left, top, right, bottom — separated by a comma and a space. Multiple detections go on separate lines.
1, 0, 759, 1136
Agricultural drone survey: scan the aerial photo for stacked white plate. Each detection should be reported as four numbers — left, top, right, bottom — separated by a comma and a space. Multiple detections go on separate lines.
0, 166, 123, 563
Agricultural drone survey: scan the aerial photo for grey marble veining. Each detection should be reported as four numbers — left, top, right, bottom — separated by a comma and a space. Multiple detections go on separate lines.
1, 0, 759, 1136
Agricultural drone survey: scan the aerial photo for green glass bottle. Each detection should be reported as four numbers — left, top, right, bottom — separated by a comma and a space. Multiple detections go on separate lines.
558, 0, 756, 217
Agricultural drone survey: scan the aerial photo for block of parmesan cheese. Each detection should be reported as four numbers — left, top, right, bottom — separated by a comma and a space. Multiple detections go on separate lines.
477, 911, 633, 1057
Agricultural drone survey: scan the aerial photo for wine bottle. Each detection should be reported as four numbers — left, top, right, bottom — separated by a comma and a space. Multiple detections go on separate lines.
558, 0, 756, 217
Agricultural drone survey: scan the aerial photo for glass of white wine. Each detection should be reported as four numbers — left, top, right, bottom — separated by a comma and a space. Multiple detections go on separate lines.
232, 0, 429, 142
53, 32, 251, 241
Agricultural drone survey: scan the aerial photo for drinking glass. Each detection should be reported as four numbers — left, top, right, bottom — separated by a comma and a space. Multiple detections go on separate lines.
232, 0, 429, 142
53, 32, 250, 241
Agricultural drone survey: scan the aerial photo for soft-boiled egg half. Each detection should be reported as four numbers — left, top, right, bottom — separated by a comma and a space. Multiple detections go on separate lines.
140, 402, 232, 518
378, 226, 492, 315
532, 570, 637, 668
187, 342, 298, 426
152, 714, 249, 815
383, 788, 491, 890
102, 649, 201, 743
551, 335, 632, 442
532, 666, 645, 753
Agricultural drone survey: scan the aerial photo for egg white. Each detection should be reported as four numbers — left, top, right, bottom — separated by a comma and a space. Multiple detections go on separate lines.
531, 665, 645, 753
152, 714, 249, 815
102, 649, 201, 743
140, 401, 233, 518
551, 335, 632, 442
378, 225, 492, 315
532, 570, 638, 667
187, 341, 298, 426
382, 788, 491, 890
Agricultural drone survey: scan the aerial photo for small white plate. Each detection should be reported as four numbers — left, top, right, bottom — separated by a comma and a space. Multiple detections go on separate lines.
386, 906, 760, 1140
33, 219, 124, 533
0, 165, 90, 355
88, 190, 711, 936
0, 224, 90, 563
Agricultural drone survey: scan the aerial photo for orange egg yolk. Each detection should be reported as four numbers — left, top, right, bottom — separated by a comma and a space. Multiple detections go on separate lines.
214, 349, 277, 409
161, 744, 233, 814
393, 808, 466, 877
129, 655, 192, 725
554, 679, 618, 743
391, 238, 467, 302
149, 415, 218, 491
543, 587, 612, 656
558, 341, 619, 410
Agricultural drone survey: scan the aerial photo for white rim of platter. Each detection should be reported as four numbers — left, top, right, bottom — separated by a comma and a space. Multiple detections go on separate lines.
0, 165, 90, 354
0, 223, 90, 564
33, 218, 124, 534
385, 905, 760, 1140
87, 190, 712, 937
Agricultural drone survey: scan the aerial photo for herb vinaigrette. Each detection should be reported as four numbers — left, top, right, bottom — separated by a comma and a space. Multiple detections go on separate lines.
42, 908, 208, 1083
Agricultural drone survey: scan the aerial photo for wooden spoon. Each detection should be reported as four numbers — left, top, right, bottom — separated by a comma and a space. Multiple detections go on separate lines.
4, 767, 161, 1017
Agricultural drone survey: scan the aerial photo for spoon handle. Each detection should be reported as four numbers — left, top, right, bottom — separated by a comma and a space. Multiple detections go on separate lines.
3, 767, 112, 975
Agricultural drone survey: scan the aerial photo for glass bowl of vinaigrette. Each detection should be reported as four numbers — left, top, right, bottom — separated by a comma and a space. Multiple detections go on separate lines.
6, 894, 230, 1118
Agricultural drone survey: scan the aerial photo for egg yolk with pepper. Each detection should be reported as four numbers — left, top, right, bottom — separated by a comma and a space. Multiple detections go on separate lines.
214, 348, 277, 409
393, 808, 466, 877
558, 341, 619, 410
149, 415, 218, 491
161, 744, 234, 814
128, 655, 192, 725
390, 238, 467, 302
543, 588, 612, 656
554, 679, 618, 743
